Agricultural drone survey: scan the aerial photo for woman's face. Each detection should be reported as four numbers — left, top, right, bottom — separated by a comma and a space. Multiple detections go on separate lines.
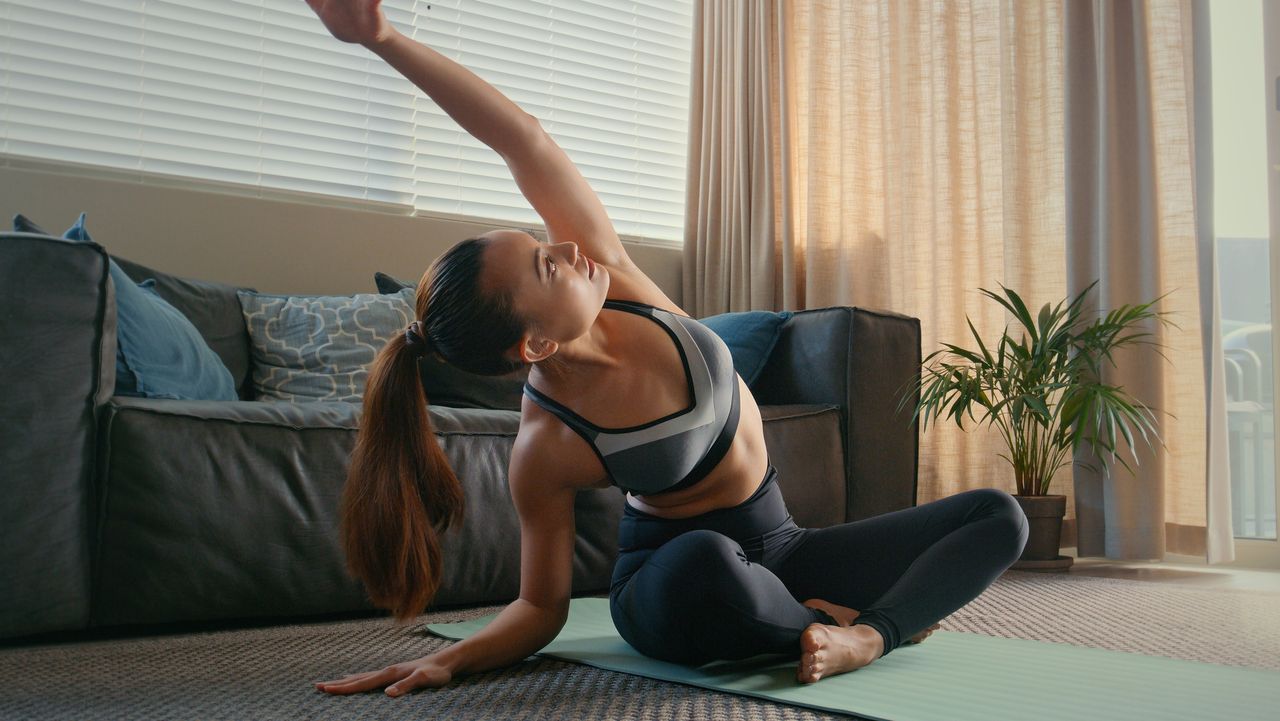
480, 229, 609, 362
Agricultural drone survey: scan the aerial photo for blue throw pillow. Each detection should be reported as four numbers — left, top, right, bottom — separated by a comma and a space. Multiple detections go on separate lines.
698, 310, 794, 387
113, 272, 238, 401
11, 212, 237, 401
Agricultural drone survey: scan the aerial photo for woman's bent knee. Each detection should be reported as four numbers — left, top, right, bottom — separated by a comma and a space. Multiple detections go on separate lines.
610, 539, 736, 665
987, 489, 1030, 559
964, 488, 1030, 559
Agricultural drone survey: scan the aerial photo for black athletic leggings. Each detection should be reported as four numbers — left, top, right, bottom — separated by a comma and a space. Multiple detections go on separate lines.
609, 464, 1029, 665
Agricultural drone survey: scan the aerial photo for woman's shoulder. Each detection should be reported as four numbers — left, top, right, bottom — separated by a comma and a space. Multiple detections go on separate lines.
512, 398, 612, 491
599, 257, 691, 318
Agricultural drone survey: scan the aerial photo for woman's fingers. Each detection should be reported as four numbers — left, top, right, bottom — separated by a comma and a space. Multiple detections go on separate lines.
315, 656, 453, 696
317, 670, 377, 684
315, 670, 378, 686
315, 667, 404, 695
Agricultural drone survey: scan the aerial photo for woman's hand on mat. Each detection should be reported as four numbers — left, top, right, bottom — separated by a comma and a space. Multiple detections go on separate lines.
305, 0, 396, 48
314, 655, 452, 697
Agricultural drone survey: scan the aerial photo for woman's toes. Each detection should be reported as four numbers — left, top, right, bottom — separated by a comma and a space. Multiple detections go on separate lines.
798, 624, 831, 683
801, 624, 829, 653
906, 623, 942, 644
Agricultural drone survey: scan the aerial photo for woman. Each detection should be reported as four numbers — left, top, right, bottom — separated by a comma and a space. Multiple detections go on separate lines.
308, 0, 1029, 698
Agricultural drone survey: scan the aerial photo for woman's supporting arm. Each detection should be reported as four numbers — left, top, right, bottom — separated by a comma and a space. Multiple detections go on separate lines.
316, 433, 578, 697
315, 588, 567, 696
432, 597, 568, 677
432, 451, 579, 677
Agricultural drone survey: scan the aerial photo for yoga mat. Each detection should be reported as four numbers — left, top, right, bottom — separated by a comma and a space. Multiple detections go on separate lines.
428, 597, 1279, 721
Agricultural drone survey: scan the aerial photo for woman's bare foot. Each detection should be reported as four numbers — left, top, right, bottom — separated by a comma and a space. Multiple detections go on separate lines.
797, 622, 883, 684
803, 598, 942, 645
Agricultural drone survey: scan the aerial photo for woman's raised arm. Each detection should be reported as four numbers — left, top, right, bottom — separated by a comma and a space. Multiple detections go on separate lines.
306, 0, 632, 267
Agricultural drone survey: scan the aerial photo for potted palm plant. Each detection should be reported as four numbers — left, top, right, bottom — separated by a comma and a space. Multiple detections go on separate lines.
896, 279, 1179, 570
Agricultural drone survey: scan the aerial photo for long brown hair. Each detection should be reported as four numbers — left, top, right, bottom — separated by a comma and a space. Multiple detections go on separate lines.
340, 236, 532, 622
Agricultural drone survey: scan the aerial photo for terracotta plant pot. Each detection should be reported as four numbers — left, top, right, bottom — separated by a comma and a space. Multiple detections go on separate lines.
1011, 494, 1073, 571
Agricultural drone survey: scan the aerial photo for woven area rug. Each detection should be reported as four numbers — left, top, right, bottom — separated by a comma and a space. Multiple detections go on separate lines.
1, 569, 1277, 721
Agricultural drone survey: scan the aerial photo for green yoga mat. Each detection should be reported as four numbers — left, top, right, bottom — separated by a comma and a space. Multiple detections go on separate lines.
428, 597, 1279, 721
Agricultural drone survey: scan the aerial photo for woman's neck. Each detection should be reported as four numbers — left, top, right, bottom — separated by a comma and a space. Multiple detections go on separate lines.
530, 306, 626, 389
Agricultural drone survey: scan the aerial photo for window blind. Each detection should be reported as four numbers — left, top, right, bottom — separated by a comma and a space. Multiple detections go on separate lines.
0, 0, 693, 243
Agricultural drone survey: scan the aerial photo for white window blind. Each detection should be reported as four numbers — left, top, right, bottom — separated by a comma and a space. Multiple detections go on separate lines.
0, 0, 693, 243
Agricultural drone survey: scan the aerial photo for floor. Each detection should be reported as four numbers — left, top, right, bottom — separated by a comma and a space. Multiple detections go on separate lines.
1062, 547, 1280, 592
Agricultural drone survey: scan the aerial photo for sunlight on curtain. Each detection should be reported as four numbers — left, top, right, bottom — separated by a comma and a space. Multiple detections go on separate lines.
783, 0, 1069, 509
686, 0, 1215, 561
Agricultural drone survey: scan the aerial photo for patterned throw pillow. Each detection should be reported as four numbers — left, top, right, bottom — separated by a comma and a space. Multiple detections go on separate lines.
237, 287, 416, 402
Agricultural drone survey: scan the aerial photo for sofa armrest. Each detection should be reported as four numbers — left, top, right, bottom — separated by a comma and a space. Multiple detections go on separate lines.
751, 307, 920, 521
0, 232, 117, 639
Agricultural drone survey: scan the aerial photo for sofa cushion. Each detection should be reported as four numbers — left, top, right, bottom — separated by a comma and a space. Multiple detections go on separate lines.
12, 213, 237, 402
91, 397, 620, 624
373, 271, 529, 411
90, 397, 844, 627
758, 404, 846, 529
237, 287, 416, 402
93, 397, 382, 626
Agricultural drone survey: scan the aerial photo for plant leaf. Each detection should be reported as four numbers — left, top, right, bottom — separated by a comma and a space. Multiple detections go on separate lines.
940, 343, 985, 365
1002, 285, 1039, 347
1025, 394, 1050, 422
1037, 302, 1052, 343
967, 316, 995, 368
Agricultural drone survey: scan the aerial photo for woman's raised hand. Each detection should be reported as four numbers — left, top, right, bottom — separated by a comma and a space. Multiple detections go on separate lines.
314, 654, 453, 697
304, 0, 396, 48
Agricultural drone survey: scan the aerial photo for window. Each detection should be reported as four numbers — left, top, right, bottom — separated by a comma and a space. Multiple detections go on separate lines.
0, 0, 694, 244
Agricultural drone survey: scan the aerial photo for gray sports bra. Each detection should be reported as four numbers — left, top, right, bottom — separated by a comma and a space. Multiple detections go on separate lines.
522, 299, 741, 496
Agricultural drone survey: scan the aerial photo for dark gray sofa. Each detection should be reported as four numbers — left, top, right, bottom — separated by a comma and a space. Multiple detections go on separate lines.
0, 231, 921, 642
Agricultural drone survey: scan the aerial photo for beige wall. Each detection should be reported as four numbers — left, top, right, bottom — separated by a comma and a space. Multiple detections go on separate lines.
0, 157, 682, 301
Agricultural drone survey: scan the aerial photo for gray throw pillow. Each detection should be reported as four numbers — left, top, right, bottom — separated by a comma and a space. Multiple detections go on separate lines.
237, 286, 415, 402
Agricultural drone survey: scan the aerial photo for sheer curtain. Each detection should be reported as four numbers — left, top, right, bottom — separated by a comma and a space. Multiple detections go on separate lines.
684, 0, 1231, 562
1064, 0, 1232, 563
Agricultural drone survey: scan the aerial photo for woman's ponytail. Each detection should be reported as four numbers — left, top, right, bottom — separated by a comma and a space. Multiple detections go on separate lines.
339, 329, 464, 623
340, 235, 531, 623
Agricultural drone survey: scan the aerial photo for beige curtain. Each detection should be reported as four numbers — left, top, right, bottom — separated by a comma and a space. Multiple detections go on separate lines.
683, 0, 787, 310
684, 0, 1230, 562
